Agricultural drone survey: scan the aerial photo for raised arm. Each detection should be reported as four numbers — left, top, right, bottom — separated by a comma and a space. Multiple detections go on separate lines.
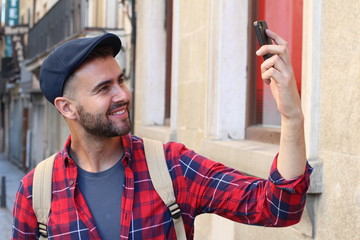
256, 29, 306, 180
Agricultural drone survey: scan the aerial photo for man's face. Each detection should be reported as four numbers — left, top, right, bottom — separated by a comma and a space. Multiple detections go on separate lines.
70, 55, 132, 138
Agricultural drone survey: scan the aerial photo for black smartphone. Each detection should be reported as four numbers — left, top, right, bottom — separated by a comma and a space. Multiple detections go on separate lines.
253, 20, 273, 60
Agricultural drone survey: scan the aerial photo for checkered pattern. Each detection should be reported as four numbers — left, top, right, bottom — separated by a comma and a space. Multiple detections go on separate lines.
12, 134, 312, 239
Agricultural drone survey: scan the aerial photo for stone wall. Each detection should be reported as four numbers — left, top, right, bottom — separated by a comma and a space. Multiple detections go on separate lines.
133, 0, 360, 239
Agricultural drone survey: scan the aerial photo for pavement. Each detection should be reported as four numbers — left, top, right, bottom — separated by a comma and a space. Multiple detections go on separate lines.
0, 152, 26, 240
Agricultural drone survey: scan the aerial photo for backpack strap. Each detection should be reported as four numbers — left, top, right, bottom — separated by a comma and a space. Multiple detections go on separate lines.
143, 138, 186, 239
32, 153, 57, 239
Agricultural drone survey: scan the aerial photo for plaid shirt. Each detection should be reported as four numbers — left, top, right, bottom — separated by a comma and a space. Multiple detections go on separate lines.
12, 134, 312, 239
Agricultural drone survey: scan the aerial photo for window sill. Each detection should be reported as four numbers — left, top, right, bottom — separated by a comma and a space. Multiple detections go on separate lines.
134, 124, 176, 143
245, 126, 281, 145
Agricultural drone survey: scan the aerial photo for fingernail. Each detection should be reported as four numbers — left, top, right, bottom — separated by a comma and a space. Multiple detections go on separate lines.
256, 50, 260, 55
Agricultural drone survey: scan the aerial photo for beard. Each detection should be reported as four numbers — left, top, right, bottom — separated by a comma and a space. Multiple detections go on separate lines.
76, 104, 132, 138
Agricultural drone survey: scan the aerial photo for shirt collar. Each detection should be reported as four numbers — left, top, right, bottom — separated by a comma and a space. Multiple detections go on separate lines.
61, 134, 134, 167
121, 134, 133, 165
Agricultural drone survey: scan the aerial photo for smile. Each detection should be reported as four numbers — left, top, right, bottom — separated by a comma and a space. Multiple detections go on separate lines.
110, 109, 126, 115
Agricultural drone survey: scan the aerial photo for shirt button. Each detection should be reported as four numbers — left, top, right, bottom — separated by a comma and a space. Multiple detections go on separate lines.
69, 180, 74, 186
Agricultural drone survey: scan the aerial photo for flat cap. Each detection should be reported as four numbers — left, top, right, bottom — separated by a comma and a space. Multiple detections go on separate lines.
40, 33, 122, 104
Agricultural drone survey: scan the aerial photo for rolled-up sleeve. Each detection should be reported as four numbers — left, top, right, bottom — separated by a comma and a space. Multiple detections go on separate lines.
262, 155, 313, 226
268, 154, 313, 194
170, 143, 313, 228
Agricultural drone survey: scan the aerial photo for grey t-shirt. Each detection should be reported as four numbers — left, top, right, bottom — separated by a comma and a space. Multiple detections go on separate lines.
77, 159, 124, 240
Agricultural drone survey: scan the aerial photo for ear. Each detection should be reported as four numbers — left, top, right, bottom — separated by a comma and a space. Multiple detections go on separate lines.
54, 97, 77, 120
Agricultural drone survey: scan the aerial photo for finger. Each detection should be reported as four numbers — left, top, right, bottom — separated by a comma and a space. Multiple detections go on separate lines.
265, 29, 287, 46
261, 54, 288, 75
264, 78, 271, 85
260, 56, 277, 83
261, 67, 283, 83
256, 44, 291, 65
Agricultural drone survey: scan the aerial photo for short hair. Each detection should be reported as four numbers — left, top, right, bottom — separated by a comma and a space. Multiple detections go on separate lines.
63, 45, 114, 97
81, 45, 114, 66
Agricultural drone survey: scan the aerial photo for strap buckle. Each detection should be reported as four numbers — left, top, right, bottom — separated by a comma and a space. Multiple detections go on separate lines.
38, 222, 48, 238
168, 202, 181, 219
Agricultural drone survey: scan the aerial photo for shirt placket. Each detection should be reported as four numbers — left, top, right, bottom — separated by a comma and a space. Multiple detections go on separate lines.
120, 162, 135, 239
66, 158, 101, 239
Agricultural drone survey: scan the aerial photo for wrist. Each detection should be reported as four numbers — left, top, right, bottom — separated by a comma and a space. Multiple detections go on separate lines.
281, 111, 304, 127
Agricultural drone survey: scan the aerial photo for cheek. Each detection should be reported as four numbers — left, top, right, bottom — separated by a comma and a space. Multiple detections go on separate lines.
122, 86, 132, 102
79, 98, 108, 114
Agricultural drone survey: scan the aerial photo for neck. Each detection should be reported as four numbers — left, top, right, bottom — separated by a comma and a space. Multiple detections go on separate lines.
69, 133, 124, 173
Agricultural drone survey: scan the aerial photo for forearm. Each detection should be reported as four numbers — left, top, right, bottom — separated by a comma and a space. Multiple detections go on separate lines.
277, 113, 307, 180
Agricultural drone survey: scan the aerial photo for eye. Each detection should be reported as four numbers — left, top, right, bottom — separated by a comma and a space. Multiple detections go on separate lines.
118, 76, 125, 85
99, 85, 109, 93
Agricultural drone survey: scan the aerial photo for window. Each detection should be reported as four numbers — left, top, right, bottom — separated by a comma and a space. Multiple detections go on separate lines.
206, 0, 249, 141
246, 0, 303, 144
134, 0, 180, 142
136, 0, 167, 127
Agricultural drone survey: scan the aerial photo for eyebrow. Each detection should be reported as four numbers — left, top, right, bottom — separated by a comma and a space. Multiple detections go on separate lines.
91, 73, 125, 94
118, 73, 125, 80
91, 79, 112, 94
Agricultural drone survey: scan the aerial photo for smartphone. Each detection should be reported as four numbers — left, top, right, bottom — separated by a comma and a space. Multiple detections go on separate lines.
253, 20, 273, 60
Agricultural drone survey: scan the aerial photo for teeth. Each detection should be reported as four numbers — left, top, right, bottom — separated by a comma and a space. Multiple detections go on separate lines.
111, 110, 125, 115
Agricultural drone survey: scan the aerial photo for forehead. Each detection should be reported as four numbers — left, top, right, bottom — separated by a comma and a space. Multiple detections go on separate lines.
73, 56, 121, 85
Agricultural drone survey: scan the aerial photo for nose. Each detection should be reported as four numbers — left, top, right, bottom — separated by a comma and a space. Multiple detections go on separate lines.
112, 83, 130, 103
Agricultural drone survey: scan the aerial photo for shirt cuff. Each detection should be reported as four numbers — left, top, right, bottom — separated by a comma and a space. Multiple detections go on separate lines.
268, 154, 313, 194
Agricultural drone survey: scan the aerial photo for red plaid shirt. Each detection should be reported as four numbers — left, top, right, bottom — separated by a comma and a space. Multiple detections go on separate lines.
12, 134, 312, 239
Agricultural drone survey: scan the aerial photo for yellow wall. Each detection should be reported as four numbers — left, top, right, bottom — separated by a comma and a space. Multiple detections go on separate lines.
19, 0, 33, 25
176, 0, 210, 149
89, 0, 106, 27
34, 0, 59, 23
316, 0, 360, 239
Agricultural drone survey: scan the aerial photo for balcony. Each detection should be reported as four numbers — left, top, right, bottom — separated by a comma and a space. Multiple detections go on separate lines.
27, 0, 82, 60
26, 0, 127, 68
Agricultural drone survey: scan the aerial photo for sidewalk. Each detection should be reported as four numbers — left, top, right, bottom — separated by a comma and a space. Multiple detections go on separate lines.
0, 153, 26, 240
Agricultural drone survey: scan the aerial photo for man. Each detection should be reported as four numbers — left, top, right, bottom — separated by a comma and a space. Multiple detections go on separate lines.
12, 31, 312, 239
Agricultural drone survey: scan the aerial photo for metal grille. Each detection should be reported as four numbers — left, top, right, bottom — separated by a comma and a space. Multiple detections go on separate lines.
27, 0, 82, 60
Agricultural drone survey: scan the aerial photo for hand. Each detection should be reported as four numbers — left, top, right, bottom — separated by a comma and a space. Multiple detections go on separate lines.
257, 29, 306, 179
256, 29, 302, 121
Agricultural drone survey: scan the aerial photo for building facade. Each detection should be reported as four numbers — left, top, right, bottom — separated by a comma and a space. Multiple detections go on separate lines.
134, 0, 360, 239
0, 0, 359, 239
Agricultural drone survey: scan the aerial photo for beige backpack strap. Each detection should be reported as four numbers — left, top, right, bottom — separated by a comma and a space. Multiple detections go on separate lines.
32, 153, 57, 239
143, 138, 186, 239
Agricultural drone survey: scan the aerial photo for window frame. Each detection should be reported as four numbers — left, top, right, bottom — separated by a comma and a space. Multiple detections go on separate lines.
245, 0, 303, 144
245, 0, 281, 144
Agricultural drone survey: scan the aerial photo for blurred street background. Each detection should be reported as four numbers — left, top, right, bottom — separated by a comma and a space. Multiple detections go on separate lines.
0, 153, 24, 239
0, 0, 359, 239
